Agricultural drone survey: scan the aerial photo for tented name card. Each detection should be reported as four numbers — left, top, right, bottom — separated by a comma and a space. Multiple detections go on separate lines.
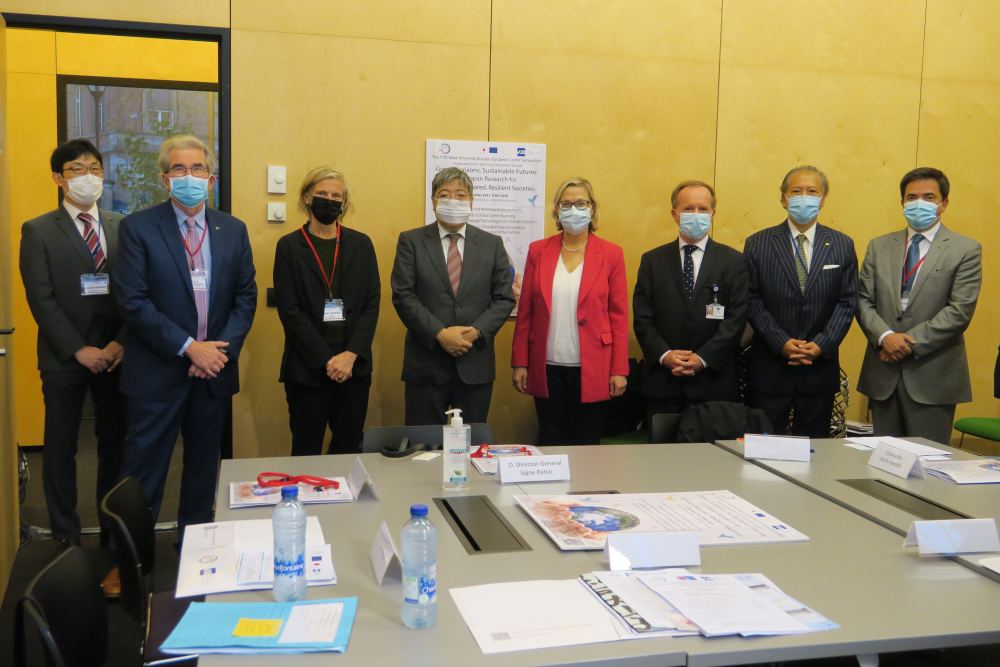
904, 519, 1000, 556
369, 521, 401, 585
603, 531, 701, 571
347, 457, 380, 500
497, 455, 570, 485
868, 443, 924, 479
744, 435, 811, 462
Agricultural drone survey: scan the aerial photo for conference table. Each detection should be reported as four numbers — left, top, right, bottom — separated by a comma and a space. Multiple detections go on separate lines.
712, 438, 1000, 584
201, 442, 1000, 666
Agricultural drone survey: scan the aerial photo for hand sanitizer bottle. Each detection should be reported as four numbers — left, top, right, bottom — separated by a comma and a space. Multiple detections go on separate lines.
442, 408, 470, 490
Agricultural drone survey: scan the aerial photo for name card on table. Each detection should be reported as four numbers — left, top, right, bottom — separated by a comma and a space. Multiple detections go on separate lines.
497, 455, 570, 485
868, 443, 924, 479
604, 531, 701, 571
347, 457, 380, 500
369, 521, 402, 585
904, 519, 1000, 556
743, 434, 811, 462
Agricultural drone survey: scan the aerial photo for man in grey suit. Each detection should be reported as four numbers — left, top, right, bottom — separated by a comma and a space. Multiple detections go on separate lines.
857, 167, 982, 445
19, 140, 127, 586
391, 167, 516, 425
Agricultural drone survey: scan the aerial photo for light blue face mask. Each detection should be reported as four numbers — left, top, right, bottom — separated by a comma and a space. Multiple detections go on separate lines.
903, 199, 940, 231
559, 207, 591, 235
786, 195, 822, 225
678, 212, 712, 240
169, 175, 210, 208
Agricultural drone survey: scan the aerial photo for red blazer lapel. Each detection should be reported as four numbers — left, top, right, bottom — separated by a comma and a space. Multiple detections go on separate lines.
578, 235, 604, 306
539, 235, 561, 315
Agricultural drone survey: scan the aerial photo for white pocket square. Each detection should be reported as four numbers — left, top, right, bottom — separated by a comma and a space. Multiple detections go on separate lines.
823, 264, 840, 269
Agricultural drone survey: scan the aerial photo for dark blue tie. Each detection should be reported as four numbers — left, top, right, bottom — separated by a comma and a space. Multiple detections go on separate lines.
902, 233, 925, 295
683, 245, 696, 299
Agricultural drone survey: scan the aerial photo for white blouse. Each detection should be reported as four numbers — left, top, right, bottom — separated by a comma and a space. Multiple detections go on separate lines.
546, 254, 583, 366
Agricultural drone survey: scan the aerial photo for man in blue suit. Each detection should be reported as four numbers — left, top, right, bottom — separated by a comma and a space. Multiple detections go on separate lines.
113, 135, 256, 541
743, 166, 858, 437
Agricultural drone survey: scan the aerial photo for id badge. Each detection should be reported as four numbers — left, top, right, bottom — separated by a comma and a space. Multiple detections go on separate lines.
190, 269, 208, 292
323, 299, 345, 322
900, 290, 911, 312
706, 304, 725, 320
80, 273, 109, 296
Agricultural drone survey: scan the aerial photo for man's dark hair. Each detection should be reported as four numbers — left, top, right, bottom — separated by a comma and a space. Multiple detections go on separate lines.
900, 167, 949, 200
50, 139, 102, 174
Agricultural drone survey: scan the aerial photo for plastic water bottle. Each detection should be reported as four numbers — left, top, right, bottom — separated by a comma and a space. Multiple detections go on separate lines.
401, 504, 437, 628
273, 485, 307, 602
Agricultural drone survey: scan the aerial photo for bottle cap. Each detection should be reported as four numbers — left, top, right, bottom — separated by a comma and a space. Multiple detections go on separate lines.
410, 504, 428, 516
281, 485, 299, 498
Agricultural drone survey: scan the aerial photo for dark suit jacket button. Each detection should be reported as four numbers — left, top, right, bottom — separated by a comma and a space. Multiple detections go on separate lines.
578, 318, 586, 326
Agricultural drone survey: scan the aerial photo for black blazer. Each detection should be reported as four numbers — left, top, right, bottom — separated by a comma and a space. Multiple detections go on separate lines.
19, 207, 126, 372
633, 237, 749, 401
273, 224, 380, 386
743, 221, 858, 396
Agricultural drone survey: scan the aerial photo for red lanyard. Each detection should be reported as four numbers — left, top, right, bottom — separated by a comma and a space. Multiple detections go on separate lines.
301, 225, 340, 299
180, 220, 208, 270
257, 472, 340, 489
901, 238, 927, 289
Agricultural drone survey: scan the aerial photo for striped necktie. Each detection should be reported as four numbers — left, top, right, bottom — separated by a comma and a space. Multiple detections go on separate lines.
447, 232, 462, 296
186, 218, 209, 342
795, 233, 809, 291
78, 211, 106, 273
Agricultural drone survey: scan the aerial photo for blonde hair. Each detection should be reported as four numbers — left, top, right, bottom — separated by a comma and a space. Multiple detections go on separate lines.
298, 166, 353, 218
552, 177, 599, 232
671, 180, 717, 209
157, 135, 216, 174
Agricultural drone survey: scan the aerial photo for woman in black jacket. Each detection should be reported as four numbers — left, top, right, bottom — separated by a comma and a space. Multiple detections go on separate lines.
273, 166, 380, 455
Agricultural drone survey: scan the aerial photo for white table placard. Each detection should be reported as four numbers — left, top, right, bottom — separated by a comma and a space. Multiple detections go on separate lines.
744, 435, 811, 462
369, 521, 402, 585
347, 456, 380, 500
868, 443, 924, 479
603, 531, 701, 571
497, 455, 570, 485
904, 519, 1000, 556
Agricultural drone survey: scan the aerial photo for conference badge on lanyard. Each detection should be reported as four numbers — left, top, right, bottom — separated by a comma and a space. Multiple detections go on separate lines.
80, 273, 110, 295
301, 226, 345, 322
706, 284, 724, 319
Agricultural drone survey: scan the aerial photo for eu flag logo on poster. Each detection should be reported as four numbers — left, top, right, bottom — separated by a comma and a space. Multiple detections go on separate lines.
489, 147, 498, 153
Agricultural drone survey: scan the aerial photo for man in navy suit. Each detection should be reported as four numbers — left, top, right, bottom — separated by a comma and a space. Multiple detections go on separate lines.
743, 166, 858, 437
113, 135, 256, 540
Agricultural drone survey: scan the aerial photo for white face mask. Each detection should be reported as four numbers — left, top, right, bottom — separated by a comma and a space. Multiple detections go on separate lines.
435, 198, 472, 225
65, 173, 104, 206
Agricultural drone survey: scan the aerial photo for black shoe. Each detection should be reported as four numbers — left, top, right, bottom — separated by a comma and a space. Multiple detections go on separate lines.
56, 537, 82, 550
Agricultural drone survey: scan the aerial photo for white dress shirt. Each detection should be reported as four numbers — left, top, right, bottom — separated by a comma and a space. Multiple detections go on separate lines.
546, 254, 583, 366
659, 234, 712, 368
438, 222, 466, 261
878, 221, 941, 346
63, 199, 107, 256
788, 218, 817, 270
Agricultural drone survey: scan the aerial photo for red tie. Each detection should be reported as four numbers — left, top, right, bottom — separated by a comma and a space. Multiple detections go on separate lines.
78, 212, 106, 273
186, 218, 208, 342
447, 233, 462, 296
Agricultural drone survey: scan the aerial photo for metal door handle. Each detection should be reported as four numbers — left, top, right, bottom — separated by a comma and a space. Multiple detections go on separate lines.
0, 349, 6, 357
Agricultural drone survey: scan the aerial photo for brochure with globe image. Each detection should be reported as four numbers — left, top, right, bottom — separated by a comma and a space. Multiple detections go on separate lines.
513, 491, 808, 550
229, 480, 353, 508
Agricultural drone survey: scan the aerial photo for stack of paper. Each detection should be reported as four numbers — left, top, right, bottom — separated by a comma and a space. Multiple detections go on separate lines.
470, 445, 543, 475
160, 598, 357, 655
846, 420, 874, 436
579, 570, 699, 639
923, 460, 1000, 484
844, 437, 953, 459
230, 480, 353, 508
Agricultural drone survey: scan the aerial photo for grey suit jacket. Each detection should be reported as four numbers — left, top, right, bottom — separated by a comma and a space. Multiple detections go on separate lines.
856, 223, 982, 404
19, 206, 126, 373
390, 223, 515, 385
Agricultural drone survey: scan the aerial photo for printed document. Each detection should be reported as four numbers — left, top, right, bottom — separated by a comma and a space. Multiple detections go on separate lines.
923, 459, 1000, 484
229, 480, 353, 508
471, 445, 543, 475
845, 437, 952, 458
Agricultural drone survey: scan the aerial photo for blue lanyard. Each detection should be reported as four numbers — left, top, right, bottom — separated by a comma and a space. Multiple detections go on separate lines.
789, 228, 809, 275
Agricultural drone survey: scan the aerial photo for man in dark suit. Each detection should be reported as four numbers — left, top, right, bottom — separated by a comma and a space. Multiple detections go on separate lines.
19, 140, 127, 576
633, 180, 749, 429
743, 166, 858, 437
390, 167, 516, 425
113, 135, 256, 543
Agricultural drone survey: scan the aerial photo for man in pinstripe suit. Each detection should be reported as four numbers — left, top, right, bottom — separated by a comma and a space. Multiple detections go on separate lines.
743, 166, 859, 437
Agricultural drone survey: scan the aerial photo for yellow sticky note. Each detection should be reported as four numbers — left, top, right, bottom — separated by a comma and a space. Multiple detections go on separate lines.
233, 618, 283, 637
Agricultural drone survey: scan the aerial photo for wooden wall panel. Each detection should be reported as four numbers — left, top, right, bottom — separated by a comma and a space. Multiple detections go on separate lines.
0, 0, 230, 27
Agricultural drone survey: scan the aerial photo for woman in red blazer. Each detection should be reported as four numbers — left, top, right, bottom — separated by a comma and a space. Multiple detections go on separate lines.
511, 177, 629, 445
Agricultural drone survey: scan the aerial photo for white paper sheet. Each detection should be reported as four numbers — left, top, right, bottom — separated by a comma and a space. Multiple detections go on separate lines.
846, 437, 952, 457
236, 544, 335, 584
230, 480, 353, 508
586, 570, 699, 633
277, 602, 344, 644
470, 445, 544, 475
923, 459, 1000, 484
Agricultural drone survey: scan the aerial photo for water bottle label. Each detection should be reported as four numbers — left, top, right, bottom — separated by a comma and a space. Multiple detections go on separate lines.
403, 566, 436, 605
274, 553, 305, 577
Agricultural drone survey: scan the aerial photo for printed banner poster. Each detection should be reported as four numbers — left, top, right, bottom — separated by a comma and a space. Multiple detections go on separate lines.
426, 139, 547, 314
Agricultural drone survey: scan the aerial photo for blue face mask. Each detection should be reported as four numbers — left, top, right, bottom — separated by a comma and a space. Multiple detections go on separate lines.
903, 199, 940, 231
559, 207, 591, 235
169, 175, 209, 208
678, 212, 712, 240
786, 195, 821, 225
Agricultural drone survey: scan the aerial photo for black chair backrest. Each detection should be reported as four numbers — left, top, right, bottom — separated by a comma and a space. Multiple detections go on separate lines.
650, 413, 682, 444
362, 423, 495, 454
15, 547, 107, 667
101, 477, 155, 624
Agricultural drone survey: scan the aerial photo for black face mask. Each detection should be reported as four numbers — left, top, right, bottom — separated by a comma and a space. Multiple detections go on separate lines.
309, 197, 343, 225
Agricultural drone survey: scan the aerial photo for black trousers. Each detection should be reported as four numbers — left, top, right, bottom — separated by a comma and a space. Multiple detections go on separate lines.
40, 368, 127, 541
405, 372, 493, 426
285, 372, 372, 456
534, 365, 610, 446
749, 391, 834, 438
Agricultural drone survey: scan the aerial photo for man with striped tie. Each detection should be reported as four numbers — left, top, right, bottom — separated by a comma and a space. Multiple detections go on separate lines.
113, 135, 256, 550
20, 139, 127, 592
857, 168, 981, 445
391, 167, 516, 425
